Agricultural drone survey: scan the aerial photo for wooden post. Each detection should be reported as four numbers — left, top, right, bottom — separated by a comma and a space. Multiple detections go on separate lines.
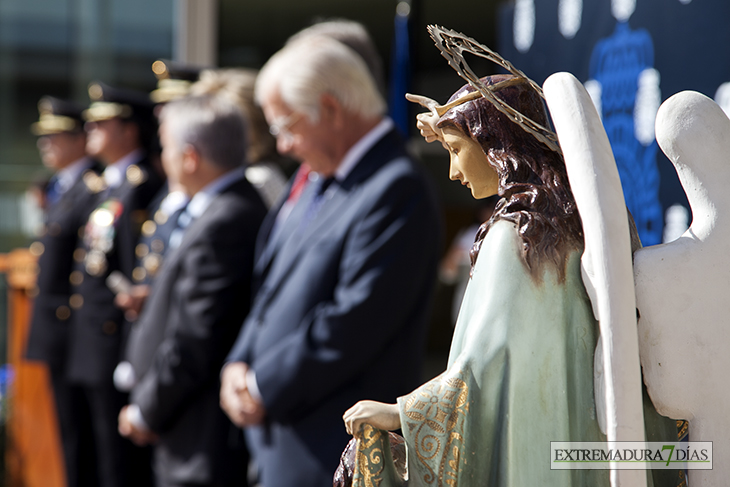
0, 249, 65, 487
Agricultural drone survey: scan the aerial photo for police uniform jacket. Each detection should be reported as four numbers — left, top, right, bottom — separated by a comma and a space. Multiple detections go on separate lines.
65, 155, 163, 386
26, 159, 103, 371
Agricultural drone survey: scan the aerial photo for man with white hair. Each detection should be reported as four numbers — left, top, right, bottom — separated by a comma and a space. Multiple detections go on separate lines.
118, 94, 267, 487
287, 19, 385, 94
220, 35, 441, 486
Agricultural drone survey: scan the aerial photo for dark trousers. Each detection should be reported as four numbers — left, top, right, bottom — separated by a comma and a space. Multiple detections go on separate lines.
78, 384, 153, 487
154, 425, 250, 487
50, 370, 97, 487
82, 385, 125, 487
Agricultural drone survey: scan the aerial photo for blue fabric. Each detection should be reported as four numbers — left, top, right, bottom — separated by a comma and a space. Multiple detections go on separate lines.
388, 11, 411, 136
589, 22, 663, 245
167, 205, 191, 251
46, 175, 62, 206
298, 176, 335, 233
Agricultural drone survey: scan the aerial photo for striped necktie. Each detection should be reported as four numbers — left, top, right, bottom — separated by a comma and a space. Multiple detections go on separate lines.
168, 204, 193, 250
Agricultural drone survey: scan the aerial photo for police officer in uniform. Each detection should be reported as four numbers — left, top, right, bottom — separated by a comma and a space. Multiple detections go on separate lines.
65, 82, 163, 487
149, 58, 203, 105
25, 96, 103, 487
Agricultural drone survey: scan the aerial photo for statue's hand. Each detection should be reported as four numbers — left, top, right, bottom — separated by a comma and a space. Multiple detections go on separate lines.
405, 93, 445, 146
343, 400, 401, 437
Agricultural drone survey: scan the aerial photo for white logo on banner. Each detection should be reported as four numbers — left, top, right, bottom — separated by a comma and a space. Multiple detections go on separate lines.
559, 0, 583, 39
513, 0, 535, 53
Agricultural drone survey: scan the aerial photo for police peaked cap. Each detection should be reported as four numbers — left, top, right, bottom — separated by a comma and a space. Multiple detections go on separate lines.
83, 81, 155, 125
150, 59, 204, 103
31, 96, 86, 135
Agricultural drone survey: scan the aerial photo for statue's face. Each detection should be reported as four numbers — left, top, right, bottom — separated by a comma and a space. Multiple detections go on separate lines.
442, 127, 498, 199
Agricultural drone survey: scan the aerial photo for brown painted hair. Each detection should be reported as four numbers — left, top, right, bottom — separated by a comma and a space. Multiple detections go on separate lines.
437, 75, 583, 281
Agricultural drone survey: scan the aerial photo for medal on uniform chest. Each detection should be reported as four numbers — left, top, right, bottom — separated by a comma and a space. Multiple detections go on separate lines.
83, 199, 124, 276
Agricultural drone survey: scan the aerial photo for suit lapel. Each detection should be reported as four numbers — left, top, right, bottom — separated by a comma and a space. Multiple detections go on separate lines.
254, 203, 281, 265
296, 182, 348, 243
253, 174, 316, 277
165, 177, 256, 271
303, 128, 405, 244
254, 165, 301, 263
263, 181, 341, 283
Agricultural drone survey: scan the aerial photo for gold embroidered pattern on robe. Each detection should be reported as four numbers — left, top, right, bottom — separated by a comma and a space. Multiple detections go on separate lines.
401, 372, 469, 485
353, 424, 387, 487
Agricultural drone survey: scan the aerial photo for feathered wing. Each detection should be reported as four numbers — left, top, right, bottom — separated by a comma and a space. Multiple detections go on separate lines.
543, 72, 647, 487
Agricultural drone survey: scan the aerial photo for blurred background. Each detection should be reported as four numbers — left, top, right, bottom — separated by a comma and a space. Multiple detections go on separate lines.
3, 0, 730, 252
0, 0, 511, 416
0, 0, 507, 254
0, 0, 728, 483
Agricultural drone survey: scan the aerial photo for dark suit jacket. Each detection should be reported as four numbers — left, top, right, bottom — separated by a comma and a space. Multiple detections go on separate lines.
226, 129, 442, 487
26, 161, 102, 371
126, 176, 266, 485
117, 183, 187, 363
66, 156, 164, 386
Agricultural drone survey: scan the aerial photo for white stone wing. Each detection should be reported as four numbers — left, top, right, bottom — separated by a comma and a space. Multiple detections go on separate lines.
543, 72, 646, 487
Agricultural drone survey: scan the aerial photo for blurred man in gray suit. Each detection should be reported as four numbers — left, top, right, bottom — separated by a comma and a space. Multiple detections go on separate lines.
119, 94, 266, 487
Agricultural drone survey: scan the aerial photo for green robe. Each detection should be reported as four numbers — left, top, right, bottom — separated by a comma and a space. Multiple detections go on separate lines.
355, 220, 608, 486
352, 221, 679, 486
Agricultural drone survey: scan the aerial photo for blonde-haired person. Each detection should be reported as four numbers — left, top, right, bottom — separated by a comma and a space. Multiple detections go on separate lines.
191, 68, 287, 208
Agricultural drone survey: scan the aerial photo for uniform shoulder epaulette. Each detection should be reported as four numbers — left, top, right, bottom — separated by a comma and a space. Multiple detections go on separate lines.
126, 164, 147, 187
83, 171, 107, 193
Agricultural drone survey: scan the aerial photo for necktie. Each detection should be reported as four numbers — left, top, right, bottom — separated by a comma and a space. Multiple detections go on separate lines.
168, 204, 193, 250
46, 175, 61, 206
299, 176, 334, 233
287, 164, 312, 205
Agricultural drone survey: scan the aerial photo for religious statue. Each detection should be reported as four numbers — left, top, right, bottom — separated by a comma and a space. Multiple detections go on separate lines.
339, 26, 680, 487
635, 90, 730, 487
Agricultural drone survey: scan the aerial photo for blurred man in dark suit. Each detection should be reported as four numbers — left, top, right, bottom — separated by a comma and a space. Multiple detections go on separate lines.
111, 60, 202, 392
25, 96, 102, 487
118, 94, 266, 487
220, 35, 442, 487
65, 82, 164, 487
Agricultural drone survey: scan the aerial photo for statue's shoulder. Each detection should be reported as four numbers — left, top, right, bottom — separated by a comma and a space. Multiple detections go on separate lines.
479, 220, 520, 259
471, 219, 524, 280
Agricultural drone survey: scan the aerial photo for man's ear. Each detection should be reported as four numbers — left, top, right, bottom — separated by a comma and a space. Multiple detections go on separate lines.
320, 93, 345, 128
181, 144, 200, 175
